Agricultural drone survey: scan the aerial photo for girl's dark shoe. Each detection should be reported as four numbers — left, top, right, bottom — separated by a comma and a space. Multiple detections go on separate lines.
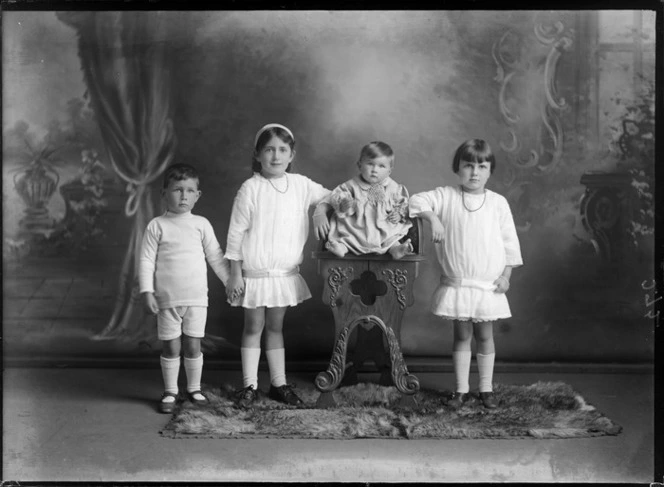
187, 390, 208, 406
479, 392, 498, 409
269, 384, 304, 406
234, 385, 257, 409
159, 392, 178, 414
447, 392, 469, 409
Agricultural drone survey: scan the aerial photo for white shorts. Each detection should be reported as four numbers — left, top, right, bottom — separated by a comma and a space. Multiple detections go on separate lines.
157, 306, 207, 341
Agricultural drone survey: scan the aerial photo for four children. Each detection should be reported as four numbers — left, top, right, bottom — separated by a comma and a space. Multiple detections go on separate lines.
140, 128, 522, 413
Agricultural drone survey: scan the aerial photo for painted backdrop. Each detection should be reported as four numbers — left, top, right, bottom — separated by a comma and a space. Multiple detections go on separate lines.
3, 10, 656, 363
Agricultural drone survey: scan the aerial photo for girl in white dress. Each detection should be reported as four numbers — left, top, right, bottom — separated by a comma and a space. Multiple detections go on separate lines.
225, 123, 330, 408
409, 139, 522, 410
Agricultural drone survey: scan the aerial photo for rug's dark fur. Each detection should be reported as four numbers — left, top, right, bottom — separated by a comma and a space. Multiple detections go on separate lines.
160, 381, 621, 440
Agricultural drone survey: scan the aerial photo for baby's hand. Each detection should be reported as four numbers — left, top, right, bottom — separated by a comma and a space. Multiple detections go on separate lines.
143, 292, 159, 315
493, 276, 510, 293
313, 213, 330, 240
386, 211, 400, 224
338, 197, 353, 213
430, 218, 444, 243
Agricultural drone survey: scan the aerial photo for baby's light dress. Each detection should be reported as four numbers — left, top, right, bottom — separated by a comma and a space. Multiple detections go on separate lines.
409, 185, 523, 321
225, 172, 330, 308
325, 176, 412, 255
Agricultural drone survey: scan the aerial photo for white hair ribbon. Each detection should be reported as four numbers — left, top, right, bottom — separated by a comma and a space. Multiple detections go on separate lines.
254, 123, 295, 148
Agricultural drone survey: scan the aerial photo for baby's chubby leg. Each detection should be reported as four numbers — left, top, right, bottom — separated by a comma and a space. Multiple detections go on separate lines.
325, 240, 349, 257
388, 238, 413, 260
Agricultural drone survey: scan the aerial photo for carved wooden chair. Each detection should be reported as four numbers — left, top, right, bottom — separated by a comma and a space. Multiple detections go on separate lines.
311, 218, 425, 407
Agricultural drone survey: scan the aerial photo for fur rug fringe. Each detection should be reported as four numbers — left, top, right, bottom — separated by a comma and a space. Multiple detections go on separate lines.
160, 381, 621, 440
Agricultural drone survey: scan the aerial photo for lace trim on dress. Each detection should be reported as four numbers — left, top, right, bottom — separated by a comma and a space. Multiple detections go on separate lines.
437, 315, 508, 323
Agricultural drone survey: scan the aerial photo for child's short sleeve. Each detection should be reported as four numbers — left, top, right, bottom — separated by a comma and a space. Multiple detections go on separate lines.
408, 189, 442, 218
498, 196, 523, 267
305, 177, 331, 208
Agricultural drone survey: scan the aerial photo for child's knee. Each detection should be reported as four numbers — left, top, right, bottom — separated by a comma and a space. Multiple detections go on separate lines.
161, 338, 181, 358
182, 335, 202, 357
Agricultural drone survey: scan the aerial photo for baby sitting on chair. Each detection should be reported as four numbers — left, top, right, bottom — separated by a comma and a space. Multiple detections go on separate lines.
313, 141, 413, 259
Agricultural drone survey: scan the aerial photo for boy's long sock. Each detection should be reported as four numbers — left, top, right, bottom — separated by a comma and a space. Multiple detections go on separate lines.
266, 348, 287, 387
241, 347, 261, 389
477, 352, 495, 393
160, 356, 181, 399
184, 354, 203, 393
453, 350, 471, 393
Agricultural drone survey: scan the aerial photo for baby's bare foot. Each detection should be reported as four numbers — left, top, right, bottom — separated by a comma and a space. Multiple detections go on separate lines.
388, 239, 413, 260
325, 241, 348, 257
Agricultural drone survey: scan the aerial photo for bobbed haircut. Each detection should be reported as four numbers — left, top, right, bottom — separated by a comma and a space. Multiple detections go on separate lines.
452, 139, 496, 174
358, 141, 395, 166
163, 163, 200, 189
252, 126, 295, 173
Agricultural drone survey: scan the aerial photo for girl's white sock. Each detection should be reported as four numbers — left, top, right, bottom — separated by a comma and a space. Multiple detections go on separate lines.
160, 356, 181, 400
184, 354, 204, 393
477, 352, 495, 393
266, 348, 287, 387
453, 350, 472, 393
241, 347, 261, 389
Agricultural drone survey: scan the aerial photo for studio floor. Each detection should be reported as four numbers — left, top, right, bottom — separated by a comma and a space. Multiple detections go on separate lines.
2, 365, 655, 483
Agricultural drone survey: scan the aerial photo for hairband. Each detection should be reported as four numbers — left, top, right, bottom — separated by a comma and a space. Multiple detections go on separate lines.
254, 123, 295, 148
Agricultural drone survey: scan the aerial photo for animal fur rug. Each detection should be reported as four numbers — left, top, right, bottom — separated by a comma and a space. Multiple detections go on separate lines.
160, 381, 621, 440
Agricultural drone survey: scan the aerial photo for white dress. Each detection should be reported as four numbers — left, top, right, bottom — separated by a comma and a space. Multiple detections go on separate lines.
409, 185, 523, 321
225, 172, 330, 308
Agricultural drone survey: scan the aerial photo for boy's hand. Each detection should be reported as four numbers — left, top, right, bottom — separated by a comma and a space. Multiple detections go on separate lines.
430, 217, 444, 243
143, 292, 159, 314
493, 276, 510, 293
313, 213, 330, 241
226, 275, 245, 302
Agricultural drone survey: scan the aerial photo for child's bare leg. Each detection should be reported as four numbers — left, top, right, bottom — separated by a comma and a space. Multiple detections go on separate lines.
388, 238, 413, 260
325, 240, 348, 257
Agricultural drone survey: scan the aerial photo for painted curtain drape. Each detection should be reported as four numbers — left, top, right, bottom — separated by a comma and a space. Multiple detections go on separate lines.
58, 11, 175, 343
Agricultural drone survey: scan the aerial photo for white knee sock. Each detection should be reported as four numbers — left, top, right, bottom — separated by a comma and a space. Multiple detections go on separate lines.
266, 348, 287, 387
453, 350, 472, 393
184, 354, 203, 393
477, 352, 495, 393
241, 347, 261, 389
160, 356, 181, 397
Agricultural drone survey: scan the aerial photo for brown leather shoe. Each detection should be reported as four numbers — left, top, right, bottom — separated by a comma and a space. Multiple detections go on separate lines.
447, 392, 469, 409
269, 384, 304, 406
479, 391, 498, 409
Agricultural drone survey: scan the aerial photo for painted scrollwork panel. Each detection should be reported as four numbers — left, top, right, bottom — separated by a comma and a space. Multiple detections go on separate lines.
493, 17, 573, 179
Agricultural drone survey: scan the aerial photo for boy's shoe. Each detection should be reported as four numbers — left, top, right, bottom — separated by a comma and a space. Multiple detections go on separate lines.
234, 385, 257, 409
479, 392, 498, 409
159, 392, 178, 414
446, 392, 469, 409
187, 390, 208, 406
268, 384, 304, 406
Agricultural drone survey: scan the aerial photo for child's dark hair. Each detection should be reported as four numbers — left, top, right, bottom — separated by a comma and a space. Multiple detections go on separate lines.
452, 139, 496, 174
163, 163, 200, 189
252, 126, 295, 173
358, 141, 395, 166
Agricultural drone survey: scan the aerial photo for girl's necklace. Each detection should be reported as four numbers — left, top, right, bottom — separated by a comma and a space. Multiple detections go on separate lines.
266, 174, 289, 194
462, 188, 486, 212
